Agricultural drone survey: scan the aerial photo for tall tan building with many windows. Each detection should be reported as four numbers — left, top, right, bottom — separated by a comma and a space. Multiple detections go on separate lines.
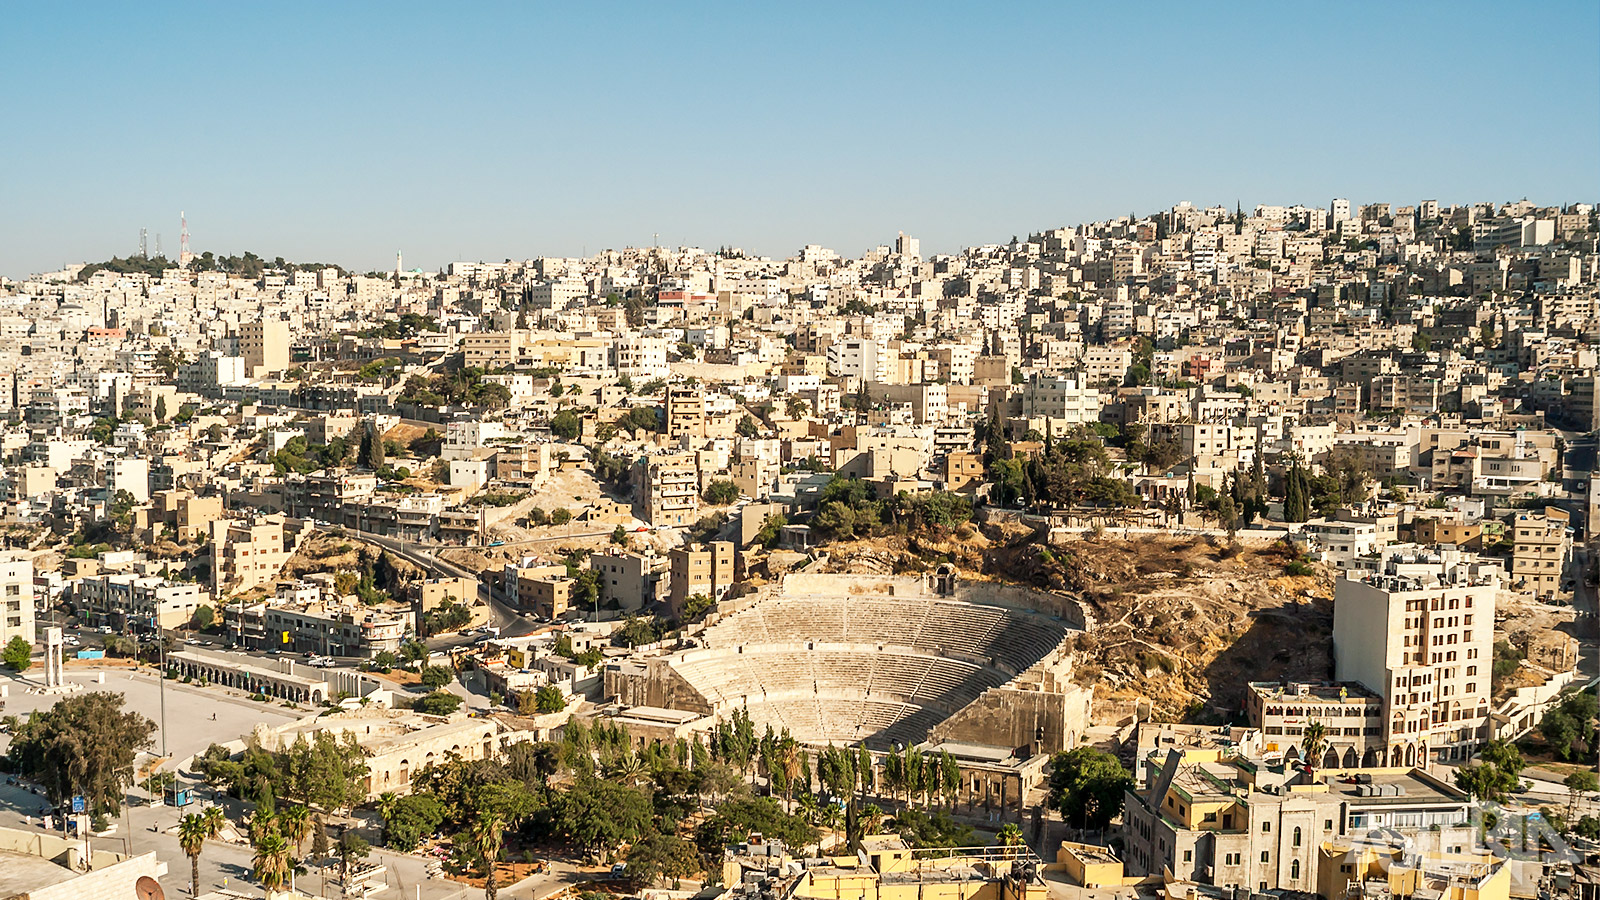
1333, 550, 1498, 765
668, 541, 733, 619
1509, 508, 1571, 602
239, 319, 290, 378
665, 386, 706, 440
632, 452, 699, 527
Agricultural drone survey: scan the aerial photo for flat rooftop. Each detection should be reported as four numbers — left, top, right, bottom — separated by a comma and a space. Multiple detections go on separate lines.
920, 740, 1015, 764
0, 849, 76, 895
610, 706, 706, 725
1249, 681, 1380, 702
1325, 770, 1466, 806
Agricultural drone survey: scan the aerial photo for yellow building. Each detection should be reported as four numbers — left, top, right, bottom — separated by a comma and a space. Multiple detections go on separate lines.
1316, 838, 1508, 900
1057, 841, 1125, 889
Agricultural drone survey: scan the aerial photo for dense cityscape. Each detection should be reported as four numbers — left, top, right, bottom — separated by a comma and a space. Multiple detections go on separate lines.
0, 194, 1596, 900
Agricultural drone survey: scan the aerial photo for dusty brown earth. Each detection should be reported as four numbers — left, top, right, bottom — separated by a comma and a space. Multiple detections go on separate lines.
818, 527, 1334, 726
282, 530, 427, 581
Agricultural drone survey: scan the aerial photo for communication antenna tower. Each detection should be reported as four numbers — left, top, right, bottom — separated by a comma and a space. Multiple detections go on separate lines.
155, 234, 163, 258
179, 212, 193, 267
139, 228, 148, 258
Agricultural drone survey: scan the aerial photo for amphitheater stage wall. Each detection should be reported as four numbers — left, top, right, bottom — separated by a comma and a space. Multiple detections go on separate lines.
929, 681, 1092, 755
603, 658, 715, 717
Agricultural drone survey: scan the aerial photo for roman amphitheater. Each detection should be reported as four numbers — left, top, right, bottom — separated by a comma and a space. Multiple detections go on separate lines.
605, 572, 1093, 754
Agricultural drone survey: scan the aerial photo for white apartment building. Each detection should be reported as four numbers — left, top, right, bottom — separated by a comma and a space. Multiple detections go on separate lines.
826, 337, 887, 382
0, 554, 34, 647
611, 335, 670, 379
1333, 550, 1498, 765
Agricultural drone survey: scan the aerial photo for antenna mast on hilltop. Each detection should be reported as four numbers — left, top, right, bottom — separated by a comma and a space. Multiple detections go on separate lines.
139, 228, 148, 258
179, 212, 193, 267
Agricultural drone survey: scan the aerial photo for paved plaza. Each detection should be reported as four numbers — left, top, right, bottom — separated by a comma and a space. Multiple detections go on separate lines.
0, 665, 305, 765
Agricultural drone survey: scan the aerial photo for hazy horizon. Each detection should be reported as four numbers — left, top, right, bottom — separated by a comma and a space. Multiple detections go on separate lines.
4, 0, 1596, 279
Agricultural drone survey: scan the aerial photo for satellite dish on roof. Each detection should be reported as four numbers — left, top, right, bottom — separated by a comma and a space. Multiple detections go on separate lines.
136, 876, 166, 900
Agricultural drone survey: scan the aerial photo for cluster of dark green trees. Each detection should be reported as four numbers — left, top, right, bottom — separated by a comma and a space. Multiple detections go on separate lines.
399, 368, 513, 409
982, 421, 1135, 510
361, 313, 439, 340
195, 730, 370, 813
1536, 689, 1598, 762
810, 475, 974, 541
4, 692, 156, 820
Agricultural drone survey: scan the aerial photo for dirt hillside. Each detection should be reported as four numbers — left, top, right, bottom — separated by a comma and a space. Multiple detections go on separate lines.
818, 528, 1335, 726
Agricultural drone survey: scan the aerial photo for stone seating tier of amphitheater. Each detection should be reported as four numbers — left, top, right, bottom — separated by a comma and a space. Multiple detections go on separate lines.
699, 594, 1066, 676
651, 574, 1077, 747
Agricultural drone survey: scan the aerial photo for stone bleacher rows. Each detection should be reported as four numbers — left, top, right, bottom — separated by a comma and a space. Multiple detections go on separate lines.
702, 595, 1067, 675
671, 644, 1017, 747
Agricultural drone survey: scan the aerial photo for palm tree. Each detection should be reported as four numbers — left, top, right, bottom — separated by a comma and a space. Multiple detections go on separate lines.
996, 823, 1025, 859
776, 740, 803, 812
859, 803, 885, 839
279, 804, 312, 859
470, 813, 507, 900
1301, 721, 1328, 775
252, 831, 293, 892
178, 812, 216, 896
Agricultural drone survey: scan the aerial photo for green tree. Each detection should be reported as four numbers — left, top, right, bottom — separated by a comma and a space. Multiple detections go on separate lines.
610, 524, 628, 545
561, 777, 654, 863
1453, 739, 1525, 802
252, 830, 293, 892
382, 792, 446, 851
736, 414, 760, 438
703, 480, 739, 505
414, 690, 462, 715
550, 410, 581, 440
419, 664, 454, 690
279, 731, 370, 813
360, 424, 385, 471
1565, 771, 1599, 822
550, 508, 572, 526
191, 605, 216, 631
336, 829, 370, 887
7, 691, 156, 816
626, 829, 702, 887
2, 635, 32, 671
535, 685, 567, 713
1046, 747, 1131, 832
279, 803, 312, 857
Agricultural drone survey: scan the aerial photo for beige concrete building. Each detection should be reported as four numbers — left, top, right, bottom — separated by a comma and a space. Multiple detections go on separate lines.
72, 573, 203, 631
1332, 558, 1497, 765
668, 541, 734, 619
665, 385, 706, 440
632, 452, 699, 526
1509, 508, 1572, 601
239, 319, 290, 378
212, 517, 290, 593
589, 550, 663, 613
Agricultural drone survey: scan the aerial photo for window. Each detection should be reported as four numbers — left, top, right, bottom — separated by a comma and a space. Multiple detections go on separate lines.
1291, 860, 1301, 880
1262, 822, 1271, 833
1293, 827, 1302, 847
1184, 850, 1193, 862
1261, 851, 1270, 863
1325, 819, 1333, 830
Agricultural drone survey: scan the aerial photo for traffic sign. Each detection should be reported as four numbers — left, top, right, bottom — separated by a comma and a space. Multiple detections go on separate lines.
71, 795, 85, 814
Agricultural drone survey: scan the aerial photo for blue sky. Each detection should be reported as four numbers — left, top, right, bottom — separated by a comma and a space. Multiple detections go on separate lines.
2, 1, 1596, 277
